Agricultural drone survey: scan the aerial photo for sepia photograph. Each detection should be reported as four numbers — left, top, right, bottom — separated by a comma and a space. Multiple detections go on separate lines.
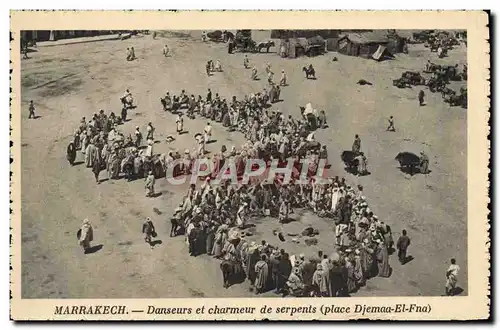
10, 10, 490, 321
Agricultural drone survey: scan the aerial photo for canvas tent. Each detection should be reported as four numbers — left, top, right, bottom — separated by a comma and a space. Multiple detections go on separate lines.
271, 30, 340, 39
337, 32, 390, 58
371, 45, 393, 61
279, 37, 323, 58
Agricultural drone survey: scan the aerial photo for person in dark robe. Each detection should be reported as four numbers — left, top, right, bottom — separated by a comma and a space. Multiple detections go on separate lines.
92, 155, 101, 184
121, 106, 127, 123
254, 254, 269, 294
376, 240, 391, 277
277, 251, 292, 293
269, 251, 281, 293
222, 111, 231, 127
345, 257, 357, 294
329, 261, 345, 297
301, 256, 317, 295
246, 245, 260, 286
396, 229, 411, 264
205, 224, 215, 256
352, 134, 361, 154
418, 90, 425, 106
189, 223, 201, 256
197, 222, 207, 255
142, 217, 156, 249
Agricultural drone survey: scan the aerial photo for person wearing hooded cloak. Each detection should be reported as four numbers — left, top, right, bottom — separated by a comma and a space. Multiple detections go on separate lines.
254, 254, 269, 294
212, 226, 227, 258
376, 240, 391, 277
78, 218, 94, 254
312, 264, 329, 297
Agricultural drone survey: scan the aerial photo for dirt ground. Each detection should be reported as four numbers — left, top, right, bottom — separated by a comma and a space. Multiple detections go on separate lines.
20, 31, 467, 298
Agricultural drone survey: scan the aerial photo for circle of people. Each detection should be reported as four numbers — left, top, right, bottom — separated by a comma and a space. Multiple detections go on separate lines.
68, 72, 412, 297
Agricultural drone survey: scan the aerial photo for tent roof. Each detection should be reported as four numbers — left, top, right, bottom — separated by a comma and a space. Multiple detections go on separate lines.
342, 31, 389, 44
289, 37, 309, 48
307, 35, 325, 45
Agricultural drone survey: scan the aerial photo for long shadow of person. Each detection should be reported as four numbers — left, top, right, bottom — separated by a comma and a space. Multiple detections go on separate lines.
85, 244, 103, 254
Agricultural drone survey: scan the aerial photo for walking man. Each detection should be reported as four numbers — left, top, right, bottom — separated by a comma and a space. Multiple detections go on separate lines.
280, 70, 287, 86
134, 126, 142, 147
28, 100, 36, 119
145, 170, 155, 197
77, 218, 94, 254
162, 44, 169, 57
418, 90, 425, 106
175, 114, 184, 134
396, 229, 411, 264
386, 116, 395, 131
142, 217, 156, 249
445, 258, 460, 296
146, 122, 155, 142
204, 122, 212, 143
352, 134, 361, 154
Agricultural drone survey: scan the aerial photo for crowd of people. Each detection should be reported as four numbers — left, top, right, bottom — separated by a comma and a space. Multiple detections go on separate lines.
153, 83, 409, 297
23, 30, 461, 298
172, 169, 406, 297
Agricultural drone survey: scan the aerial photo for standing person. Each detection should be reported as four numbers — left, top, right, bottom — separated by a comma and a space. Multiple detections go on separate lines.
130, 47, 136, 60
419, 151, 430, 174
142, 217, 156, 249
162, 44, 169, 57
278, 199, 288, 224
236, 202, 248, 229
227, 38, 234, 54
386, 116, 395, 131
280, 70, 287, 86
215, 60, 222, 72
396, 229, 411, 264
204, 122, 212, 143
352, 134, 361, 154
251, 66, 258, 80
175, 114, 184, 134
206, 88, 212, 102
28, 100, 36, 119
269, 250, 281, 293
206, 60, 212, 76
445, 258, 460, 296
312, 264, 329, 297
145, 170, 155, 197
134, 126, 142, 147
146, 122, 155, 142
376, 240, 391, 278
121, 105, 127, 123
126, 47, 131, 61
243, 54, 250, 69
267, 70, 274, 85
254, 254, 269, 294
77, 219, 94, 254
418, 90, 425, 106
92, 153, 101, 184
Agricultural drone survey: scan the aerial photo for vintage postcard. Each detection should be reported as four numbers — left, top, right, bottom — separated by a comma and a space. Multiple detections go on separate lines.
10, 10, 490, 321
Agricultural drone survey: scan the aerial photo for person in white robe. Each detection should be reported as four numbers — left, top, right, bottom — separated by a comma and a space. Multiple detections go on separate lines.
445, 259, 460, 295
175, 114, 183, 134
78, 218, 94, 253
204, 122, 212, 143
236, 202, 248, 228
162, 44, 169, 57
